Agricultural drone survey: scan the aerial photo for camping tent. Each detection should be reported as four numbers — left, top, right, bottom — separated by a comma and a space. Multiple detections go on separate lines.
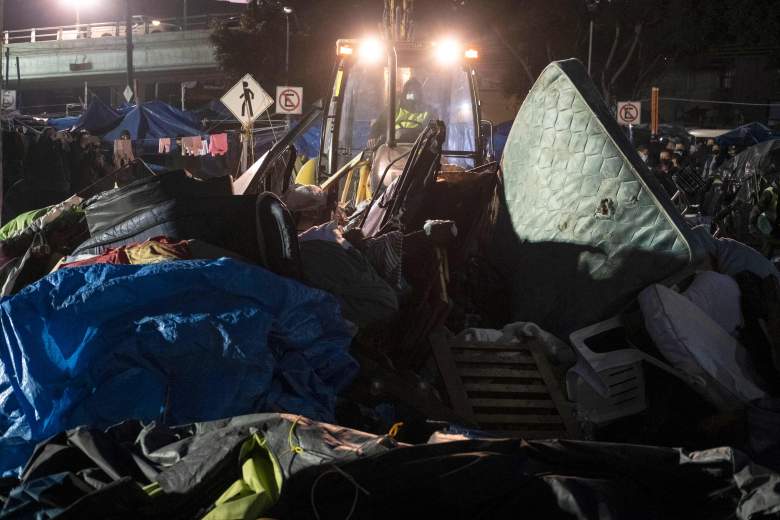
102, 101, 203, 142
75, 96, 123, 134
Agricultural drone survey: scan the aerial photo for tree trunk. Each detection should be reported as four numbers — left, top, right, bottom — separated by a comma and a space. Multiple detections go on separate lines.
601, 23, 620, 101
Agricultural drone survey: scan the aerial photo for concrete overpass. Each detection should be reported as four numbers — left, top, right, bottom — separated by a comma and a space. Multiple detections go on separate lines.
1, 15, 228, 108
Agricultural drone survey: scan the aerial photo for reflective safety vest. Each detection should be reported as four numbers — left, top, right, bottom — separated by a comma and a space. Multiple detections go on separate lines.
395, 107, 430, 130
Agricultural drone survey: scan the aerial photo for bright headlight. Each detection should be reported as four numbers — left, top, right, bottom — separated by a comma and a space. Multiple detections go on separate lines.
358, 38, 384, 63
433, 39, 461, 65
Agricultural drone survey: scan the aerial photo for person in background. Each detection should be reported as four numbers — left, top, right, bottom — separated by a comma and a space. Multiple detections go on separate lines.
71, 131, 109, 196
114, 129, 135, 169
703, 144, 721, 180
654, 151, 679, 198
637, 145, 649, 164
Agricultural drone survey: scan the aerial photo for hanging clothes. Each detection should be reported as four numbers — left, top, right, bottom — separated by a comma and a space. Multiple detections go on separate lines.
210, 133, 229, 157
199, 138, 210, 157
113, 139, 134, 167
158, 138, 171, 154
181, 136, 202, 156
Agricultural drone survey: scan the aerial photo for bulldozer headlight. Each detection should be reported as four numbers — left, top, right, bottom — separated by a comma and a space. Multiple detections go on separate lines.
433, 39, 462, 65
464, 48, 479, 59
338, 45, 354, 56
358, 38, 384, 63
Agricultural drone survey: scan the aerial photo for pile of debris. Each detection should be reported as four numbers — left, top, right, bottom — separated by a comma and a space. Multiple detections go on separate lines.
1, 60, 779, 519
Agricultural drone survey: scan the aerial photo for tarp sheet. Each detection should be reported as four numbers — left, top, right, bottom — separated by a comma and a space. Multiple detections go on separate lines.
716, 122, 779, 147
717, 138, 780, 180
4, 413, 780, 519
0, 258, 357, 475
103, 101, 203, 142
46, 115, 79, 131
75, 96, 123, 135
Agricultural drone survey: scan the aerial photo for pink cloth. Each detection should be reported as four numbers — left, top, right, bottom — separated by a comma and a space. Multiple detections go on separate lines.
158, 138, 171, 153
210, 133, 229, 156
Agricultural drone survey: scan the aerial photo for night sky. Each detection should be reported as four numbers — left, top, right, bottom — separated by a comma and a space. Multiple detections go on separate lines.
4, 0, 244, 30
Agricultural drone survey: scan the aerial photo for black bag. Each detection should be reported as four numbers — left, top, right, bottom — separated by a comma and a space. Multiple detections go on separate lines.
83, 170, 232, 235
74, 195, 262, 262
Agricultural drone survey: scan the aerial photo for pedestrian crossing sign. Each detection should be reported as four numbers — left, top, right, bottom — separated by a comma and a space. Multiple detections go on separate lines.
221, 74, 274, 126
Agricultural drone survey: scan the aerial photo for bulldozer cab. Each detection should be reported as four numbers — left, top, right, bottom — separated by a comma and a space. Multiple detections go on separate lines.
318, 38, 488, 195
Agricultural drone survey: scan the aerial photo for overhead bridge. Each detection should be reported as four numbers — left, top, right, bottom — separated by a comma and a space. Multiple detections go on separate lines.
1, 15, 229, 102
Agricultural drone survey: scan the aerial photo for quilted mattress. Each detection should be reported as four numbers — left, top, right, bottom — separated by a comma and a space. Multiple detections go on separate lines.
497, 59, 704, 334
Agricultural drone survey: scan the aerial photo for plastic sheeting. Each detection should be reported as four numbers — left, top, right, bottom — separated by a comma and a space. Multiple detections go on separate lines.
102, 101, 203, 143
716, 122, 779, 147
0, 259, 358, 476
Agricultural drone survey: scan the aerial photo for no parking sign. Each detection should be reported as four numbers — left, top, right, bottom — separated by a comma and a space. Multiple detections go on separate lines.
276, 86, 303, 115
617, 101, 641, 126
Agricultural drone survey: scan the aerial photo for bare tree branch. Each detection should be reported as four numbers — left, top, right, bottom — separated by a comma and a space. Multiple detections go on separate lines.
632, 52, 662, 99
601, 23, 621, 100
608, 22, 642, 100
492, 25, 535, 83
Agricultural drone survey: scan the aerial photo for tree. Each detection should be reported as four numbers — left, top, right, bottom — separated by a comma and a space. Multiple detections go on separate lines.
448, 0, 778, 104
210, 0, 384, 105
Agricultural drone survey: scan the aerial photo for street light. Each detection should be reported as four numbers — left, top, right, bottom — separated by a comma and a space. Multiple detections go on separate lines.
283, 6, 293, 79
60, 0, 97, 34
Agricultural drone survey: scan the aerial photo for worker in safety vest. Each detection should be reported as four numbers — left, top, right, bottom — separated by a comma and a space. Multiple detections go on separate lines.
367, 78, 435, 148
395, 79, 433, 135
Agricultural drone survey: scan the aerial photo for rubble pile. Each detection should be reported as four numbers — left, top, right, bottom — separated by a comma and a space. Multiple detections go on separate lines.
1, 60, 779, 519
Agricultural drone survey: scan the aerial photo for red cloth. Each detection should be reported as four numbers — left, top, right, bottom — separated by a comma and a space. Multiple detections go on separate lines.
62, 248, 130, 268
210, 133, 229, 156
61, 237, 191, 269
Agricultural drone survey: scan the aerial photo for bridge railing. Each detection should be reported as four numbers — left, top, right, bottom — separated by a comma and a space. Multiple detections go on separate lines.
4, 13, 237, 44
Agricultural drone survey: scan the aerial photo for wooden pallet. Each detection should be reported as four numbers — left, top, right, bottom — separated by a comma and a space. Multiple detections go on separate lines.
432, 333, 579, 439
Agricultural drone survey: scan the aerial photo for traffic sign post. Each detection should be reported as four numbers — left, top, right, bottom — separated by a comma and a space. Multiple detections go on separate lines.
616, 101, 641, 126
275, 86, 303, 115
221, 74, 274, 173
221, 74, 274, 127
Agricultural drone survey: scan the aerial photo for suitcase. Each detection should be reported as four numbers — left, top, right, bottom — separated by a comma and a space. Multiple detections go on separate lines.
83, 170, 232, 235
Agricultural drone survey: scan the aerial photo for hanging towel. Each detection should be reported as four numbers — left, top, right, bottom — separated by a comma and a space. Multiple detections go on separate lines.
182, 136, 202, 156
113, 139, 134, 167
209, 133, 229, 157
158, 138, 171, 154
199, 138, 210, 156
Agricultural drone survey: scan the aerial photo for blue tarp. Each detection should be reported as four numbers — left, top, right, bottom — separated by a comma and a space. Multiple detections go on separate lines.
295, 123, 321, 159
0, 258, 357, 475
716, 122, 780, 147
47, 115, 79, 131
75, 96, 123, 134
492, 121, 513, 161
103, 100, 203, 142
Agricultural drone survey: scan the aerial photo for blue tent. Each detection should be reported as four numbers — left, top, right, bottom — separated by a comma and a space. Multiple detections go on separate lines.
103, 100, 203, 143
716, 122, 779, 147
0, 258, 358, 475
75, 96, 123, 134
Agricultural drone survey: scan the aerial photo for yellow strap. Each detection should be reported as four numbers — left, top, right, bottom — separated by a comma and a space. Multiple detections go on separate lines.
387, 422, 404, 439
288, 415, 304, 455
